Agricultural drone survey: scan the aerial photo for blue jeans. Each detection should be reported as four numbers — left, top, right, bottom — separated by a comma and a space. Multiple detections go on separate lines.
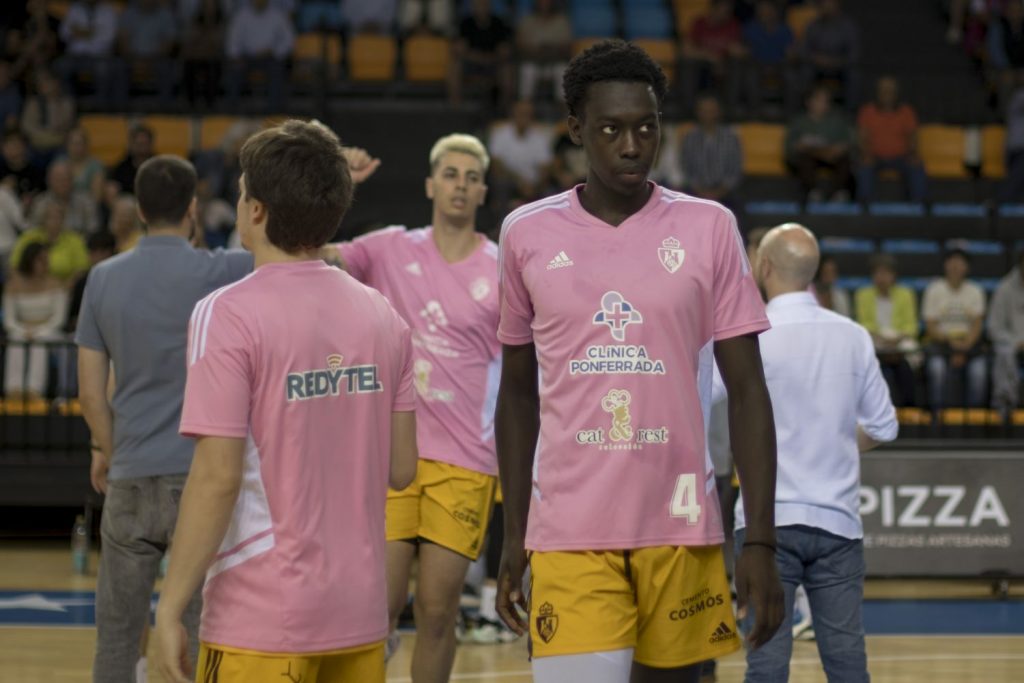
926, 346, 988, 408
856, 157, 928, 202
736, 525, 868, 683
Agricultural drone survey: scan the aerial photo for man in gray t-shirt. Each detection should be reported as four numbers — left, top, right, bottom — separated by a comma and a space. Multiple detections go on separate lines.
76, 156, 252, 682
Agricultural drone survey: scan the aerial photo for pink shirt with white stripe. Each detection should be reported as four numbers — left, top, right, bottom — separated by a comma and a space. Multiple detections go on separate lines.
180, 261, 415, 653
498, 184, 769, 551
339, 227, 501, 475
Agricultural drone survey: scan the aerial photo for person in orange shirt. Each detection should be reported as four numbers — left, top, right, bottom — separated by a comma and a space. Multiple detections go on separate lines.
856, 76, 928, 203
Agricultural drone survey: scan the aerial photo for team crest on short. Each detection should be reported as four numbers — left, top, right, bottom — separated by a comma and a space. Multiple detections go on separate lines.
536, 602, 559, 643
659, 237, 685, 274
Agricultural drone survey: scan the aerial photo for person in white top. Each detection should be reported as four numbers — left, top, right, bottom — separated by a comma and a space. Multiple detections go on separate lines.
224, 0, 295, 112
735, 223, 898, 683
922, 248, 988, 409
488, 100, 553, 210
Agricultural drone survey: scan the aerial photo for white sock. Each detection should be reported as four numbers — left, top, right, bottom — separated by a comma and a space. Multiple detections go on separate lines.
479, 582, 498, 622
135, 657, 147, 683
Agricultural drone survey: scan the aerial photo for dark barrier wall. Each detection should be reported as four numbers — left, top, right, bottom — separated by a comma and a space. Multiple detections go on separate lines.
860, 450, 1021, 577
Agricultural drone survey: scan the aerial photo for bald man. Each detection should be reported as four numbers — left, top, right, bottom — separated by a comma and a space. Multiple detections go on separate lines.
734, 223, 898, 683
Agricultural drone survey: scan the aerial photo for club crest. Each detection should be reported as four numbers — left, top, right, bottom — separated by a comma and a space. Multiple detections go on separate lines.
659, 237, 685, 274
536, 602, 559, 643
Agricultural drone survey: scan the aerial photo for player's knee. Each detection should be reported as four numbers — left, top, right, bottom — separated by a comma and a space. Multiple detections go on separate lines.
412, 597, 460, 639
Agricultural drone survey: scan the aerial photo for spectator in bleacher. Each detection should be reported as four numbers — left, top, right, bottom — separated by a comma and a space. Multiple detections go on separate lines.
680, 93, 743, 206
56, 0, 119, 105
7, 0, 62, 82
855, 254, 920, 406
814, 254, 851, 316
682, 0, 745, 115
12, 201, 90, 283
785, 86, 855, 202
488, 99, 552, 211
0, 177, 25, 262
800, 0, 860, 108
115, 0, 178, 107
1003, 75, 1024, 201
341, 0, 397, 33
856, 75, 927, 203
62, 127, 106, 204
741, 0, 798, 116
0, 61, 22, 133
3, 242, 67, 399
922, 249, 988, 409
746, 224, 770, 264
987, 0, 1024, 103
192, 119, 260, 206
398, 0, 454, 36
449, 0, 514, 108
196, 178, 236, 248
20, 71, 76, 165
28, 159, 100, 236
224, 0, 294, 112
67, 230, 116, 334
108, 194, 143, 252
182, 0, 226, 108
516, 0, 572, 101
108, 124, 155, 196
0, 130, 45, 204
988, 250, 1024, 411
549, 128, 587, 191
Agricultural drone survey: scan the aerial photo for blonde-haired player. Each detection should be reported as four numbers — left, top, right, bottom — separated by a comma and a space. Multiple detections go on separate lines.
326, 133, 503, 683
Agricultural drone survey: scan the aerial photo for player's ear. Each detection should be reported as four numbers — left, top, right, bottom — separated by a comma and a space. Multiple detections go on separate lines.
568, 115, 583, 146
250, 197, 267, 227
425, 177, 434, 200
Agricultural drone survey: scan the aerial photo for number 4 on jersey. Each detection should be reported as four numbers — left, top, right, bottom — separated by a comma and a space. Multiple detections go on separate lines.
670, 474, 702, 524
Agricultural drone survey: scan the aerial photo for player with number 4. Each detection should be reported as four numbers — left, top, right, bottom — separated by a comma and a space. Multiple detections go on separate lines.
493, 41, 785, 683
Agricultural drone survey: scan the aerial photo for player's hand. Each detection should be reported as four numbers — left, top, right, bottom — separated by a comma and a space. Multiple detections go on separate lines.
90, 449, 108, 495
341, 147, 382, 184
495, 538, 529, 635
154, 611, 192, 683
735, 544, 784, 648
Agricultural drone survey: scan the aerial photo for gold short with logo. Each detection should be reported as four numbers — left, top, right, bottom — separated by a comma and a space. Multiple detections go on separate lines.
528, 545, 740, 668
195, 641, 384, 683
386, 458, 496, 560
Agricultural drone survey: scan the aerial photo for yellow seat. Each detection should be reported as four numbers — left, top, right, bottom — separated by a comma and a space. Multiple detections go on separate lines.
404, 35, 451, 82
633, 39, 677, 84
199, 116, 243, 150
674, 0, 711, 37
51, 0, 72, 19
572, 37, 606, 56
918, 125, 967, 179
982, 124, 1006, 179
293, 32, 342, 64
786, 5, 818, 40
142, 116, 191, 158
79, 115, 129, 167
348, 34, 397, 81
58, 399, 83, 417
736, 123, 786, 176
0, 399, 50, 416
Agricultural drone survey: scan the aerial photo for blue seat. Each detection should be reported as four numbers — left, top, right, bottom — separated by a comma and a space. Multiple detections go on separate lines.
514, 0, 534, 17
623, 6, 673, 39
945, 239, 1005, 255
881, 239, 941, 254
900, 277, 935, 293
977, 278, 1002, 293
806, 201, 862, 216
819, 237, 875, 254
571, 5, 617, 36
297, 2, 343, 31
837, 276, 871, 292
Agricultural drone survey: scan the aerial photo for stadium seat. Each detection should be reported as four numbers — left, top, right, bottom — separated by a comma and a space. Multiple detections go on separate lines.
79, 114, 129, 167
404, 35, 451, 82
0, 399, 50, 416
918, 125, 968, 179
50, 0, 72, 19
982, 125, 1007, 179
820, 238, 875, 277
736, 123, 786, 176
624, 6, 674, 40
633, 39, 677, 83
348, 34, 398, 81
572, 37, 606, 56
881, 239, 942, 277
571, 5, 617, 37
296, 2, 343, 32
142, 116, 191, 158
786, 5, 818, 39
946, 239, 1008, 278
293, 32, 342, 67
674, 0, 710, 36
199, 116, 243, 150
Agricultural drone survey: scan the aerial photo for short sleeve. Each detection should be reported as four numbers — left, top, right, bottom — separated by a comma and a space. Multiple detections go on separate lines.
969, 284, 987, 316
74, 269, 105, 351
712, 209, 769, 340
496, 220, 534, 345
180, 297, 252, 439
921, 282, 940, 321
393, 320, 415, 412
338, 226, 403, 284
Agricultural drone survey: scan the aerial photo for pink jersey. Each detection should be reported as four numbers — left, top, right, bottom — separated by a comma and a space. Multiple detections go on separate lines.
498, 184, 769, 551
339, 227, 501, 475
179, 261, 415, 653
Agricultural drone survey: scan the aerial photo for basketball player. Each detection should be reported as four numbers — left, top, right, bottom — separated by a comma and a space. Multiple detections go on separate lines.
153, 119, 418, 683
325, 133, 501, 683
494, 40, 785, 682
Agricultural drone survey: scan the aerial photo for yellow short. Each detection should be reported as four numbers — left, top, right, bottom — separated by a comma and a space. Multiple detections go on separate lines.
386, 458, 496, 560
528, 545, 740, 668
195, 641, 384, 683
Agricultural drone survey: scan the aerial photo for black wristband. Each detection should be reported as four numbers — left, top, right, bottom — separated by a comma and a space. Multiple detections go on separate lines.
743, 541, 777, 553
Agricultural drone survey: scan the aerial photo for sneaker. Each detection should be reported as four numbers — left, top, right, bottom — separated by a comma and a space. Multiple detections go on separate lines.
459, 617, 520, 644
792, 617, 815, 641
384, 631, 402, 662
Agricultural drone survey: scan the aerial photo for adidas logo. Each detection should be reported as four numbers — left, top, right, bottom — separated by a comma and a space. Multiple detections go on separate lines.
546, 251, 574, 270
709, 621, 737, 644
405, 262, 423, 276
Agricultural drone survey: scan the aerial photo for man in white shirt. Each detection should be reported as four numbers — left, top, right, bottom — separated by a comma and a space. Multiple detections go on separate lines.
488, 100, 552, 211
922, 248, 988, 409
224, 0, 295, 111
737, 223, 898, 683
